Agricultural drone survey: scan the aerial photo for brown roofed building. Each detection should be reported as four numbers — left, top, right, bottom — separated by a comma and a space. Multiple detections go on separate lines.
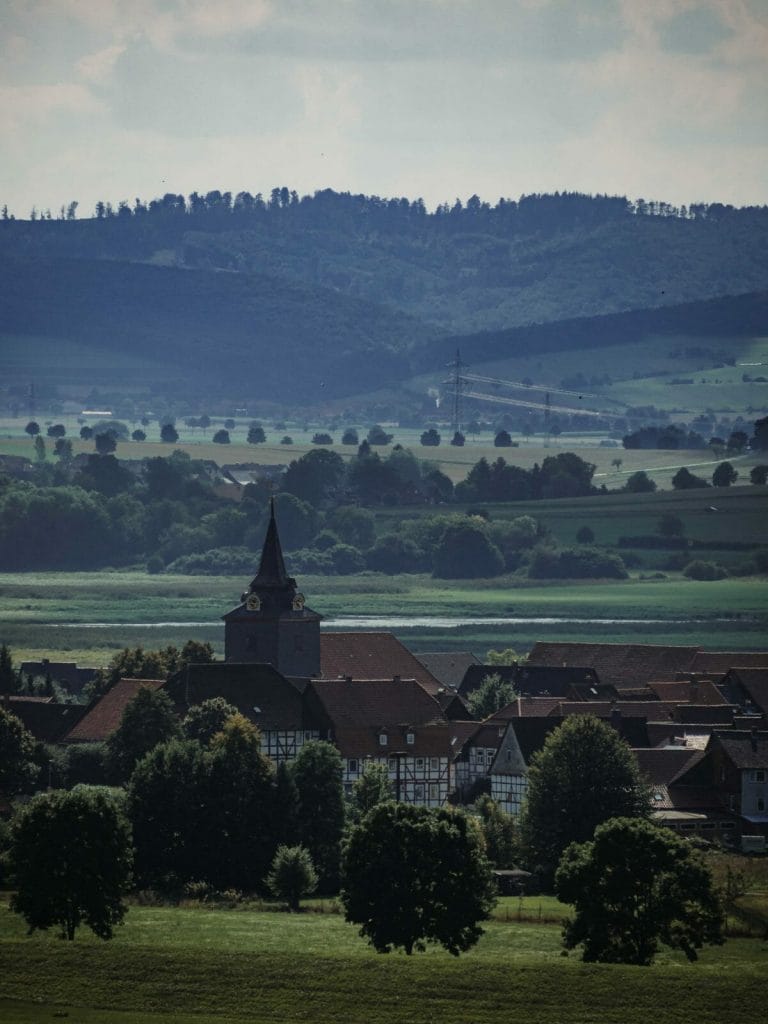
528, 641, 700, 689
718, 668, 768, 718
686, 651, 768, 677
415, 651, 479, 690
2, 694, 84, 743
64, 678, 165, 743
305, 677, 451, 806
318, 632, 443, 696
166, 661, 316, 764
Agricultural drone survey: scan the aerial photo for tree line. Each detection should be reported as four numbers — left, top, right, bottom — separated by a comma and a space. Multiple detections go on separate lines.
0, 693, 725, 965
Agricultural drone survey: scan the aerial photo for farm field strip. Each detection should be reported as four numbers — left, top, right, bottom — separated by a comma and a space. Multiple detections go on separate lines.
0, 901, 766, 1024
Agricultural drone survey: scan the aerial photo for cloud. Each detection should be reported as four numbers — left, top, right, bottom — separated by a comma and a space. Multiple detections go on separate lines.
0, 81, 102, 135
76, 43, 126, 82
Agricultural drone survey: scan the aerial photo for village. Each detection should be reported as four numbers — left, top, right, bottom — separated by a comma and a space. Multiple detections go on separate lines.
6, 501, 768, 857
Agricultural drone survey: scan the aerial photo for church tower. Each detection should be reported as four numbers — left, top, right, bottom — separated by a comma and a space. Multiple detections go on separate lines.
223, 499, 321, 675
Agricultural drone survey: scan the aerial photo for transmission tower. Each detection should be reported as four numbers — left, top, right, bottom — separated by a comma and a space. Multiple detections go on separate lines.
448, 348, 467, 434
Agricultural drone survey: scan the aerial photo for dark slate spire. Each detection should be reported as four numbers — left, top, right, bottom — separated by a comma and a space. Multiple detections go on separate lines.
250, 498, 291, 590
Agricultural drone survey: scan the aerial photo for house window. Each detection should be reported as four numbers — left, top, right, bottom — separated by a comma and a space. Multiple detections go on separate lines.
749, 770, 766, 783
406, 732, 415, 745
379, 733, 387, 746
430, 757, 439, 770
414, 784, 425, 801
415, 758, 425, 770
388, 758, 397, 771
429, 783, 439, 800
304, 731, 313, 741
348, 759, 358, 773
758, 798, 766, 812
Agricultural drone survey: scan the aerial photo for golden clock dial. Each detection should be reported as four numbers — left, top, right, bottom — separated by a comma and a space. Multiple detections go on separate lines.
246, 593, 261, 611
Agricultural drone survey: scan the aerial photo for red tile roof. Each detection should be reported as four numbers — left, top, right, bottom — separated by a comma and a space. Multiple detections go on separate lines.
687, 652, 768, 676
528, 642, 700, 689
319, 633, 442, 695
648, 680, 727, 705
726, 669, 768, 715
306, 678, 449, 758
633, 747, 701, 785
64, 678, 165, 742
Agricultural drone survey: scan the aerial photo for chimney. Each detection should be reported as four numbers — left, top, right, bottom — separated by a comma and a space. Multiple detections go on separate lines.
393, 675, 401, 684
344, 675, 353, 684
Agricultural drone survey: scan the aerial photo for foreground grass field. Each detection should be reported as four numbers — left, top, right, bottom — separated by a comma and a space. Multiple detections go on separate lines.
1, 571, 767, 665
1, 896, 766, 1024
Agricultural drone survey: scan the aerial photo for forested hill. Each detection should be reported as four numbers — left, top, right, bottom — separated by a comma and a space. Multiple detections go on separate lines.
1, 189, 767, 402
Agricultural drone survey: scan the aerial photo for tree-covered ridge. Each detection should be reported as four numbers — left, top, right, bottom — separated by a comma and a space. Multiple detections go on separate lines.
2, 189, 767, 339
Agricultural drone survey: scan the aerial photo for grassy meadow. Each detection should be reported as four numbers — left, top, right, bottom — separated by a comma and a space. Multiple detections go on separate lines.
1, 569, 766, 666
1, 893, 767, 1024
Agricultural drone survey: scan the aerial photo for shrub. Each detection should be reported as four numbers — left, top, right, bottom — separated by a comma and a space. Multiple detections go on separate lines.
528, 546, 628, 580
683, 560, 729, 581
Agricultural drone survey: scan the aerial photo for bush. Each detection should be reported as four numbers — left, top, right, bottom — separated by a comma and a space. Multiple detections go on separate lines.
329, 543, 366, 575
683, 560, 729, 581
672, 467, 709, 490
146, 555, 165, 575
165, 546, 256, 575
624, 471, 656, 493
341, 428, 359, 446
212, 429, 230, 444
420, 428, 441, 447
576, 526, 594, 544
288, 548, 335, 574
312, 433, 334, 445
528, 546, 628, 580
366, 534, 428, 574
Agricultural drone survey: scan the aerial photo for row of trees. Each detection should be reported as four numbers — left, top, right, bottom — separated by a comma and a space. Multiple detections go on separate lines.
1, 693, 725, 964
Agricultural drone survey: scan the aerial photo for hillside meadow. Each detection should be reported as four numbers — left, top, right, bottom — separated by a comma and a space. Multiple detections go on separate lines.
0, 895, 766, 1024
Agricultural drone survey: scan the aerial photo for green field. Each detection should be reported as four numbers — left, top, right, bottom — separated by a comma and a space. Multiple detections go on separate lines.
1, 417, 764, 490
1, 568, 766, 666
0, 894, 766, 1024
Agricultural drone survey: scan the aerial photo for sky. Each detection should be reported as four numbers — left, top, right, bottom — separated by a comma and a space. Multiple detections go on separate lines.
1, 0, 767, 217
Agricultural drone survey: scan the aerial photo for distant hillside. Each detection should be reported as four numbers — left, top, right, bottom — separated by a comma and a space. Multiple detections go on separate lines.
412, 290, 768, 371
1, 189, 767, 405
0, 257, 431, 400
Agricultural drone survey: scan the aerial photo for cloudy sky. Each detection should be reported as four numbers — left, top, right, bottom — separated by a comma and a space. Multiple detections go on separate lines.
2, 0, 766, 217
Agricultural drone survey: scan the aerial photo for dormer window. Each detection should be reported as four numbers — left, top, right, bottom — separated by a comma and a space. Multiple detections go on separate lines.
406, 732, 415, 745
379, 732, 388, 747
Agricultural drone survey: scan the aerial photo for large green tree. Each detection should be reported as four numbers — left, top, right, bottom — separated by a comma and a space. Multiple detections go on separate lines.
0, 705, 39, 795
467, 672, 516, 719
292, 741, 345, 892
555, 817, 724, 965
203, 715, 277, 892
10, 786, 132, 941
105, 686, 181, 783
182, 696, 238, 745
432, 521, 504, 579
128, 738, 206, 891
520, 715, 648, 885
342, 802, 496, 955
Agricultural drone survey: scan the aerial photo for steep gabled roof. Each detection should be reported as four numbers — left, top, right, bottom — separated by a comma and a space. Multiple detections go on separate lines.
687, 651, 768, 676
165, 662, 307, 731
306, 678, 449, 758
415, 651, 479, 690
724, 669, 768, 715
319, 632, 442, 696
714, 729, 768, 770
514, 664, 609, 699
2, 695, 84, 743
307, 678, 445, 729
64, 678, 165, 742
649, 680, 727, 706
251, 497, 289, 589
633, 747, 701, 786
528, 642, 700, 689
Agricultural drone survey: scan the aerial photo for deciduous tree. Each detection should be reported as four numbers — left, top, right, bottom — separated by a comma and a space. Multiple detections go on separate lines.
292, 740, 345, 892
105, 686, 181, 783
267, 845, 318, 911
520, 715, 649, 885
0, 705, 39, 794
555, 817, 723, 964
10, 786, 132, 941
342, 802, 496, 955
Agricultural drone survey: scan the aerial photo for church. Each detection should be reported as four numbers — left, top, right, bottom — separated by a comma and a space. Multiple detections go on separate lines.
67, 500, 455, 806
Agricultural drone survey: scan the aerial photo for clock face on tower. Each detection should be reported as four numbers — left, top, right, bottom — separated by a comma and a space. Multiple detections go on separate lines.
246, 593, 261, 611
292, 593, 305, 611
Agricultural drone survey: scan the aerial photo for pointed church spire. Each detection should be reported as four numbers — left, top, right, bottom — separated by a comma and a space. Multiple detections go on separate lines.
251, 497, 289, 589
